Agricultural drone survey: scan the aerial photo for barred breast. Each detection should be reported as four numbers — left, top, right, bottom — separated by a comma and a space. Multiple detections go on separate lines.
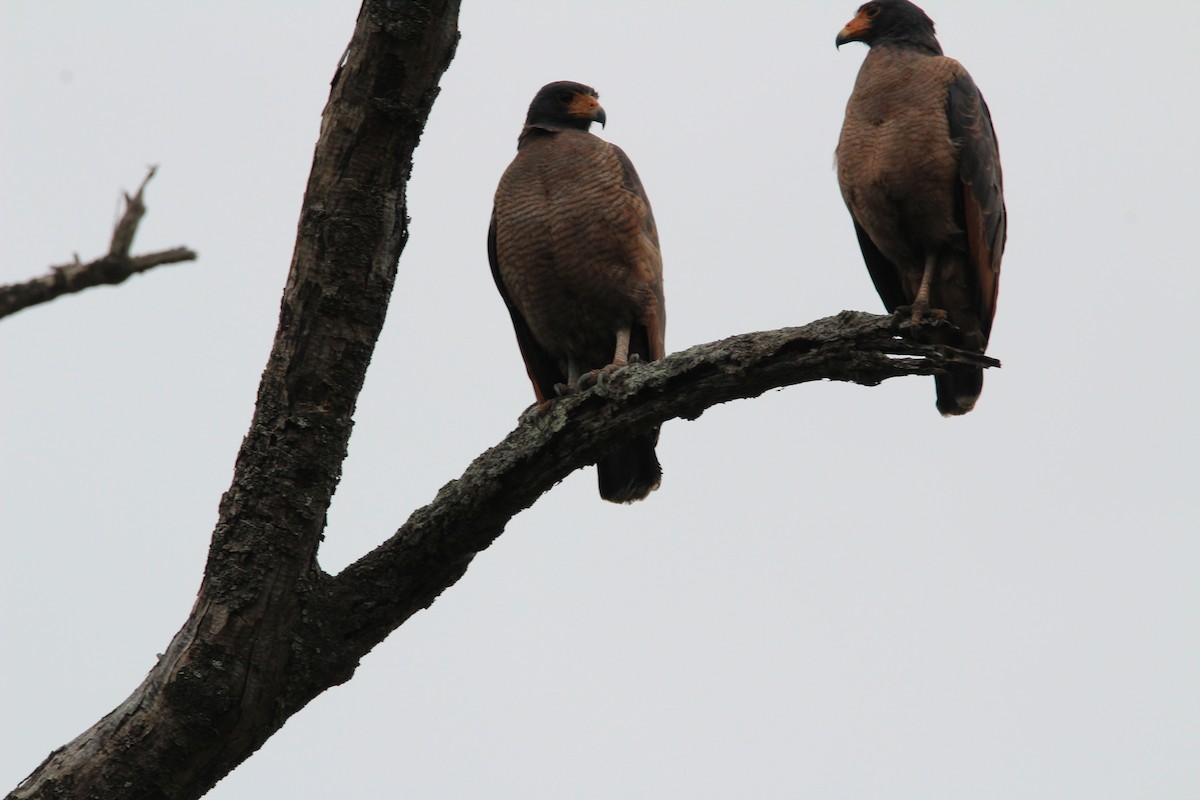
493, 128, 660, 369
836, 47, 965, 269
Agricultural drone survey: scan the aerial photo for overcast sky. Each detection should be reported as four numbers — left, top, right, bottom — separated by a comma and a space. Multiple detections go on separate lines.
2, 1, 1197, 797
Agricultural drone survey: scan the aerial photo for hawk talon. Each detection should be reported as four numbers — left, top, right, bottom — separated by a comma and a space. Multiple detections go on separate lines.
574, 362, 627, 392
892, 304, 950, 344
893, 305, 966, 347
892, 302, 946, 326
575, 370, 599, 392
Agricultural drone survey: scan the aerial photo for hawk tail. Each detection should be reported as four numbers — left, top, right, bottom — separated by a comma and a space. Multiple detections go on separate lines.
935, 369, 983, 417
596, 432, 662, 503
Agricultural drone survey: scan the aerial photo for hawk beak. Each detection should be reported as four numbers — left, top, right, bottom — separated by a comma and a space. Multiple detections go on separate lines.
567, 93, 606, 128
836, 11, 871, 47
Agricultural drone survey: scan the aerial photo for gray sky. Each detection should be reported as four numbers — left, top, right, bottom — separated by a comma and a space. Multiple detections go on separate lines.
3, 1, 1197, 797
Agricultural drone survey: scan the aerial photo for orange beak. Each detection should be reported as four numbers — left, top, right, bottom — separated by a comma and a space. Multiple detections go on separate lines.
835, 10, 872, 47
566, 93, 606, 127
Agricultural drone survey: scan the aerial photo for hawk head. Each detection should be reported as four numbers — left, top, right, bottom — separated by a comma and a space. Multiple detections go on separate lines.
524, 81, 606, 131
836, 0, 941, 54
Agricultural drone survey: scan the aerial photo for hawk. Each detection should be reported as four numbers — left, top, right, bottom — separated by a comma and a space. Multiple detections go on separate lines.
489, 81, 665, 501
836, 0, 1006, 415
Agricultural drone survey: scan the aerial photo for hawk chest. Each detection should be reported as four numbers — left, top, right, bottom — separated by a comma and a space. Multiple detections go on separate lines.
837, 49, 960, 225
493, 132, 653, 355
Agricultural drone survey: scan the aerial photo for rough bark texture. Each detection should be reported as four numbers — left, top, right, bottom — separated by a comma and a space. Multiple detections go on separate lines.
319, 310, 999, 648
7, 3, 1001, 798
9, 2, 462, 798
0, 167, 198, 320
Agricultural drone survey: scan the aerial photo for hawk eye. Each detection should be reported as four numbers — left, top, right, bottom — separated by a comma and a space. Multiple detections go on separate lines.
865, 4, 880, 17
557, 91, 574, 103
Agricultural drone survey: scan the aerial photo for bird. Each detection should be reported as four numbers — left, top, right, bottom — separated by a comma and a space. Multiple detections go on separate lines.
835, 0, 1006, 416
488, 81, 665, 502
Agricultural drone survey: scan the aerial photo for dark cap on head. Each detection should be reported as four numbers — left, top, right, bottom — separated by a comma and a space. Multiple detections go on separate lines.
524, 81, 607, 130
835, 0, 941, 54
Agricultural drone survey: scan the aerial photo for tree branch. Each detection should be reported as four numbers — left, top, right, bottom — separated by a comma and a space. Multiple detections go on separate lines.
10, 1, 461, 797
109, 164, 155, 257
310, 311, 999, 652
0, 166, 197, 320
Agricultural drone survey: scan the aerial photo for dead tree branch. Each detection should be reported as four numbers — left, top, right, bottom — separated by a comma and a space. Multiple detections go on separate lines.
318, 311, 999, 648
11, 1, 463, 797
0, 166, 197, 320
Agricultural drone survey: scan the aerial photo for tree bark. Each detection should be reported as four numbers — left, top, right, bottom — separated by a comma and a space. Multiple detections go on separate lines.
11, 2, 461, 798
8, 3, 1000, 798
317, 309, 998, 650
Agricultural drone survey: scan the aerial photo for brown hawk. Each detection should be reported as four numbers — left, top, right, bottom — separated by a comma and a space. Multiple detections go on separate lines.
836, 0, 1006, 415
489, 81, 665, 501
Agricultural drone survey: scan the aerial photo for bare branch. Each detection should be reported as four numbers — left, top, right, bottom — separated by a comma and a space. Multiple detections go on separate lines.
109, 164, 156, 257
313, 311, 1001, 648
0, 166, 196, 321
129, 247, 200, 271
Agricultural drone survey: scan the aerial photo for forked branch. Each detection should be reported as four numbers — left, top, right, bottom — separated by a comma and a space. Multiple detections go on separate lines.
0, 166, 197, 320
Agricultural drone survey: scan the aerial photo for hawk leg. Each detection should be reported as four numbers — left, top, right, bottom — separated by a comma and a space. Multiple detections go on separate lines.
610, 327, 631, 369
892, 253, 947, 337
575, 327, 633, 391
908, 252, 943, 326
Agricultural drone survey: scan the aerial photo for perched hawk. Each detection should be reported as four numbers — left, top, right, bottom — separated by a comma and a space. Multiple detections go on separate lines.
836, 0, 1006, 415
489, 81, 665, 502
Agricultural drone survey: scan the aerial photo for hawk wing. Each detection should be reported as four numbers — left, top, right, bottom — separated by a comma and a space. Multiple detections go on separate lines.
487, 209, 564, 405
947, 70, 1006, 346
611, 143, 667, 363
